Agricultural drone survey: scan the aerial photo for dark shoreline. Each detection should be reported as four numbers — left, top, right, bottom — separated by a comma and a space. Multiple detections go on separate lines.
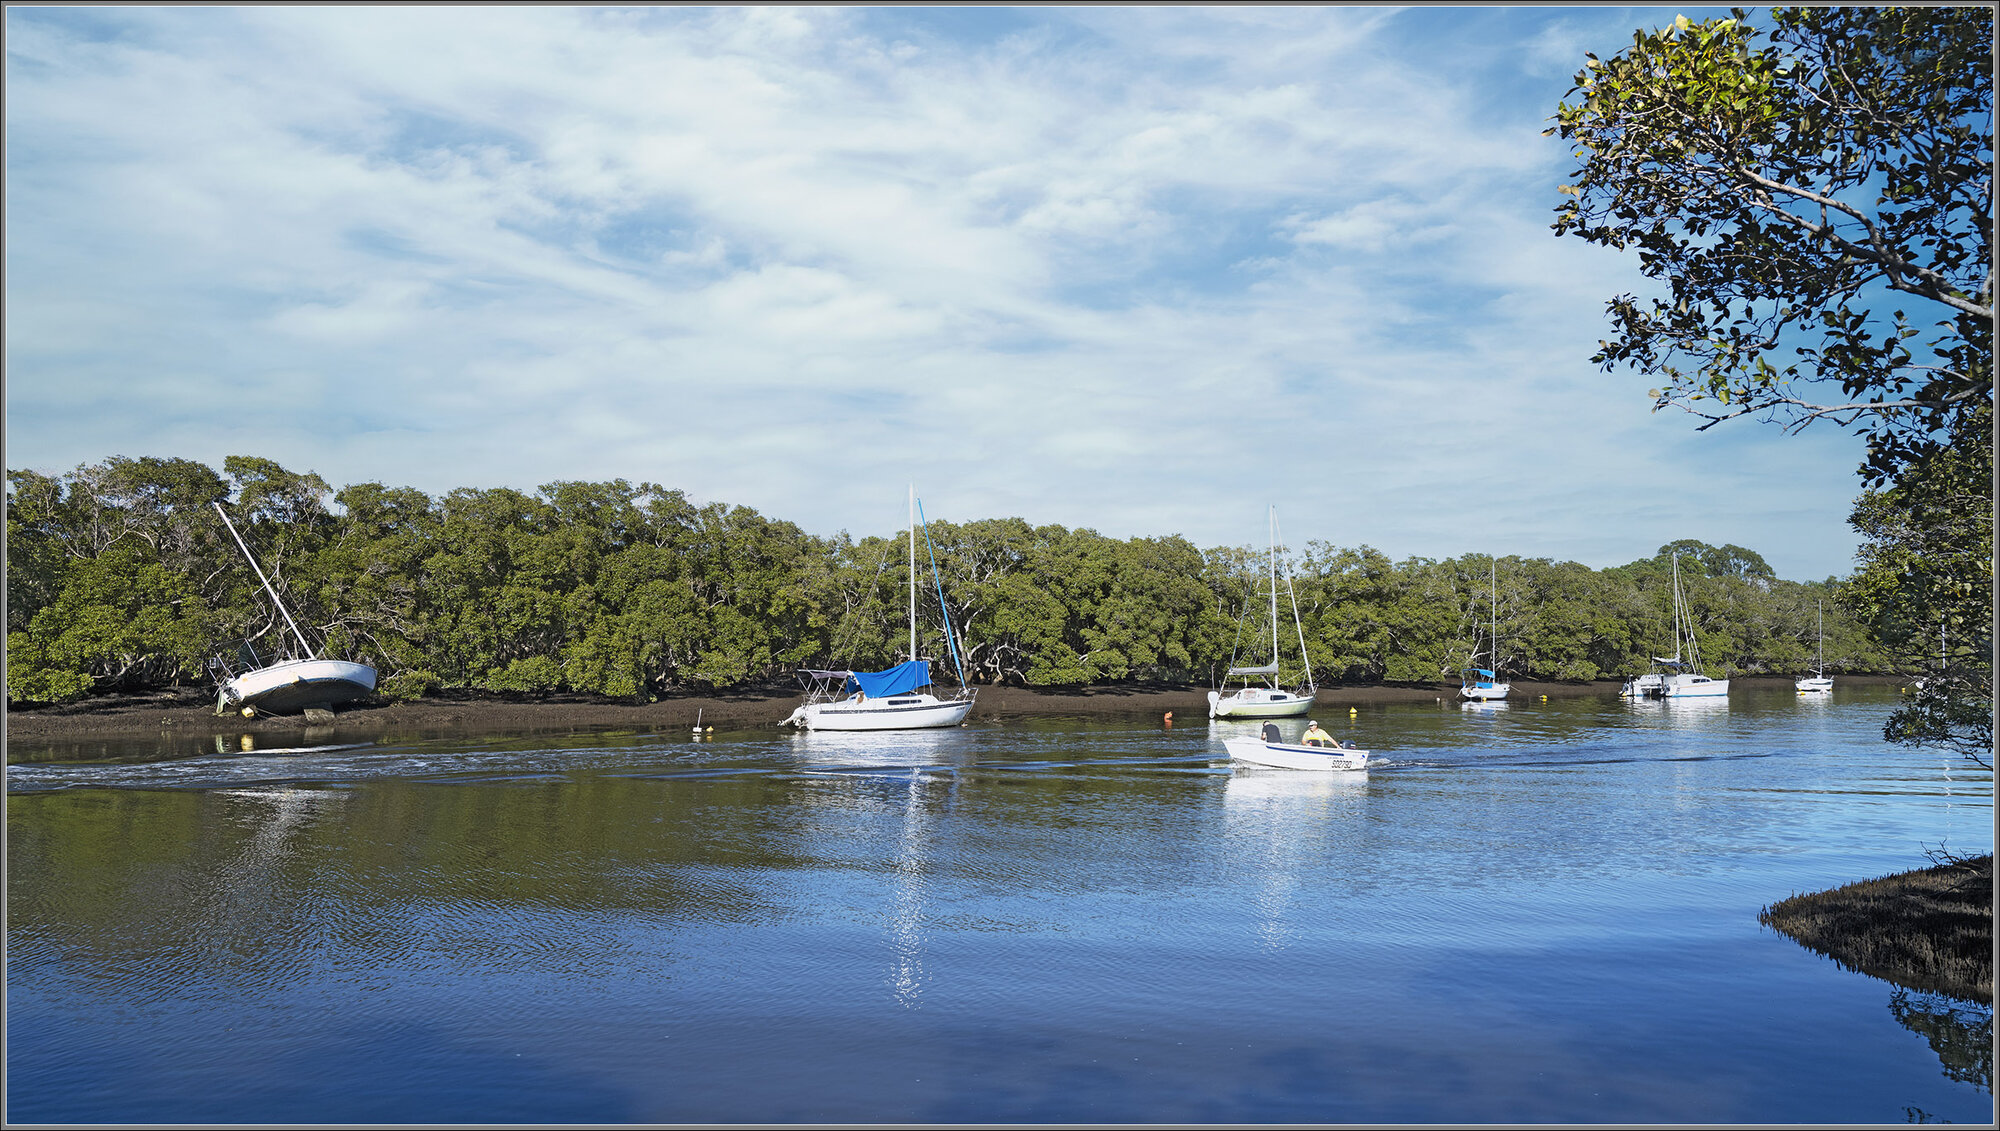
1762, 855, 1994, 1006
3, 675, 1910, 741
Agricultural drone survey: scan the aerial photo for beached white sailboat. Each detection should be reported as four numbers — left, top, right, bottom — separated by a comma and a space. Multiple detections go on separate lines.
783, 487, 976, 731
1209, 507, 1316, 720
1796, 600, 1834, 694
1460, 559, 1511, 702
208, 501, 377, 717
1657, 553, 1728, 699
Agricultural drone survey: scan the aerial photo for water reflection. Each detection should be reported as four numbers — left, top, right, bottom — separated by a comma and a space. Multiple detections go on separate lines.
889, 769, 953, 1009
1223, 768, 1368, 950
1619, 696, 1730, 729
6, 685, 1992, 1124
1890, 989, 1993, 1094
786, 727, 971, 771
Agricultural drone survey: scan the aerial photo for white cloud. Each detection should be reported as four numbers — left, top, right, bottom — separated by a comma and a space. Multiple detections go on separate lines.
4, 5, 1866, 578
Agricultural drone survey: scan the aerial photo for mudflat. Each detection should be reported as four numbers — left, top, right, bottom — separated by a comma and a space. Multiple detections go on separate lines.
5, 676, 1885, 741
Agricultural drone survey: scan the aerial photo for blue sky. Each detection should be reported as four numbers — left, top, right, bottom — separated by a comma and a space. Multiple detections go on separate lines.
5, 5, 1869, 580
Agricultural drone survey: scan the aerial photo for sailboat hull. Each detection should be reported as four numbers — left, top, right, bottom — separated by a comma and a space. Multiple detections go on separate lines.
1659, 674, 1728, 698
1208, 688, 1314, 718
1795, 677, 1834, 693
789, 692, 975, 731
222, 658, 377, 714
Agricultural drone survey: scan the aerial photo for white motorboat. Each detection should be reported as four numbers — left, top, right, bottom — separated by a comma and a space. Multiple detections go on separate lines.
209, 502, 377, 717
1461, 560, 1511, 701
1656, 553, 1728, 699
785, 487, 975, 731
1225, 722, 1368, 771
1210, 507, 1317, 720
1796, 600, 1833, 693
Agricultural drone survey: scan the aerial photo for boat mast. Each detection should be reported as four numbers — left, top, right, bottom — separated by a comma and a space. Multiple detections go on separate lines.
212, 500, 317, 660
1267, 505, 1280, 680
1490, 558, 1498, 673
1274, 508, 1314, 692
1669, 553, 1684, 665
908, 484, 917, 665
1816, 599, 1824, 677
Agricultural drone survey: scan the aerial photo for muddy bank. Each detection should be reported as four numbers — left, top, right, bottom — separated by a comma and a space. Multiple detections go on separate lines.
1761, 855, 1994, 1005
4, 675, 1898, 743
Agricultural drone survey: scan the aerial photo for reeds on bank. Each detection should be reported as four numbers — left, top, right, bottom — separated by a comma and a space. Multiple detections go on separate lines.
1760, 854, 1994, 1005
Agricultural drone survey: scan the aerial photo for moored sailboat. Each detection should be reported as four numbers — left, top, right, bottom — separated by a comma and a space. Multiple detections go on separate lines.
1460, 559, 1511, 702
1657, 553, 1728, 699
1209, 507, 1316, 720
1796, 600, 1833, 693
784, 487, 975, 731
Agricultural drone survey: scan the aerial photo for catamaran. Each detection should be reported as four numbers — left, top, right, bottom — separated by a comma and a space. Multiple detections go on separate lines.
784, 487, 976, 731
1209, 507, 1316, 720
208, 501, 377, 717
1656, 553, 1729, 699
1796, 599, 1833, 693
1461, 559, 1510, 702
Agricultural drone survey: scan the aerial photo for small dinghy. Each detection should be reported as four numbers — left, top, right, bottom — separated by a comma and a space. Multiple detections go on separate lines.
1225, 721, 1369, 771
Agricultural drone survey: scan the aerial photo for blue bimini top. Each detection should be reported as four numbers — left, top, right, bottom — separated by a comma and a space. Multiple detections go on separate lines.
845, 660, 932, 697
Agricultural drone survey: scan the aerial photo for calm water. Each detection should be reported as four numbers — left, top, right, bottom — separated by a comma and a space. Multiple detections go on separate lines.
7, 685, 1993, 1124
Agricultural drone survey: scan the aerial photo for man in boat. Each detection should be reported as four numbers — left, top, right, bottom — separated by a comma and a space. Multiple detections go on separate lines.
1302, 720, 1334, 747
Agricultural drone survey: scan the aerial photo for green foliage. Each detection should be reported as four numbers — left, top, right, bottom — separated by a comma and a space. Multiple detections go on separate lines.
5, 456, 1903, 705
1549, 7, 1993, 485
1554, 6, 1993, 765
1844, 404, 1993, 767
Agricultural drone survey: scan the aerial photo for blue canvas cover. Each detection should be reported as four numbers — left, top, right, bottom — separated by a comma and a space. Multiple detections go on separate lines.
844, 660, 932, 697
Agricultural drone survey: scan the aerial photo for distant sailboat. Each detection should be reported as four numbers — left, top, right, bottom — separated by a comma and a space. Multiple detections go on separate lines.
1209, 507, 1317, 720
1657, 553, 1728, 699
1461, 559, 1510, 702
208, 501, 377, 717
1796, 600, 1833, 694
784, 487, 976, 731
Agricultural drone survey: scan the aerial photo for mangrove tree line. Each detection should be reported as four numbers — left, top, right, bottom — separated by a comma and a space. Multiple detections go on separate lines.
7, 455, 1889, 705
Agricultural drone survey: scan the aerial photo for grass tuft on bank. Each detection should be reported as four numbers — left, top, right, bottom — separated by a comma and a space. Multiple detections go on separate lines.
1761, 854, 1993, 1005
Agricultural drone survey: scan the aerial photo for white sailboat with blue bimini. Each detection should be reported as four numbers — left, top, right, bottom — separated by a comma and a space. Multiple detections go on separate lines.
784, 487, 976, 731
1460, 559, 1511, 702
1209, 507, 1317, 720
